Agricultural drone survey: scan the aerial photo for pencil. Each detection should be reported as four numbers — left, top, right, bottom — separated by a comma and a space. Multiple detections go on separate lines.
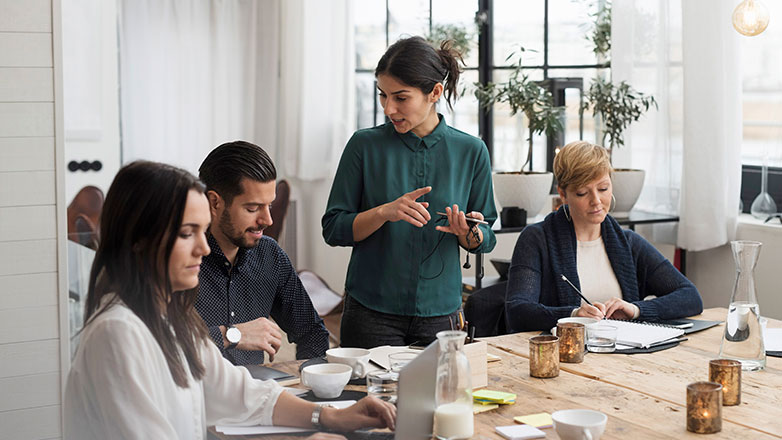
560, 274, 593, 306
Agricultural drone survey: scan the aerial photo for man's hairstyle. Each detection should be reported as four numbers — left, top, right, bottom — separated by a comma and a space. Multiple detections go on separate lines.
553, 141, 613, 192
199, 140, 276, 204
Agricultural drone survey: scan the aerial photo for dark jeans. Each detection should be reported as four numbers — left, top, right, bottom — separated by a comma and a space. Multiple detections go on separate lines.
339, 294, 460, 349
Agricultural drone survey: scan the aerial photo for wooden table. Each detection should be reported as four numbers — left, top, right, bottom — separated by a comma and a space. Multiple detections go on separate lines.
212, 308, 782, 439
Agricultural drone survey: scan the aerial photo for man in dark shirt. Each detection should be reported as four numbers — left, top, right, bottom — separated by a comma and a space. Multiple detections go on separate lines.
196, 140, 329, 365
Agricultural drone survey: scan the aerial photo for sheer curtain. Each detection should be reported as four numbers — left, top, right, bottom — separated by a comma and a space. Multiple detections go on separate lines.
613, 0, 742, 251
118, 0, 280, 173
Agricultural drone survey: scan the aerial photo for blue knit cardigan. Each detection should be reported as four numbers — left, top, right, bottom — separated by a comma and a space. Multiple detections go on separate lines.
505, 207, 703, 332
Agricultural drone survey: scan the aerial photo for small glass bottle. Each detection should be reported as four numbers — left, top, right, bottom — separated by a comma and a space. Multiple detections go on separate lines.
433, 330, 473, 440
719, 240, 766, 371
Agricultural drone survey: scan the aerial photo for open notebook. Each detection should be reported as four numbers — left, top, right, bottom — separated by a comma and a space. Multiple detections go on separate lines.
606, 319, 685, 349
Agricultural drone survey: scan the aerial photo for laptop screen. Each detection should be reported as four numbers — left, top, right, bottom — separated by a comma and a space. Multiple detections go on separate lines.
394, 341, 438, 440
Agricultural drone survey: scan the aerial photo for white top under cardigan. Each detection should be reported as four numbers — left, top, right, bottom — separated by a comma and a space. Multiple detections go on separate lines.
65, 296, 284, 440
573, 237, 640, 319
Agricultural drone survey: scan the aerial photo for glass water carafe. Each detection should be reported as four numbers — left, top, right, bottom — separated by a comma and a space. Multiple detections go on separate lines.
433, 330, 473, 440
719, 240, 766, 371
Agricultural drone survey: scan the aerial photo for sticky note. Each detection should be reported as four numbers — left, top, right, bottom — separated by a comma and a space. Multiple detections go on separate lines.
514, 412, 553, 428
495, 424, 546, 439
473, 389, 517, 403
473, 402, 499, 414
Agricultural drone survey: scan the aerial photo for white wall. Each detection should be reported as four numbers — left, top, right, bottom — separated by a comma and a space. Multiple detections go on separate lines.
0, 0, 67, 438
687, 216, 782, 320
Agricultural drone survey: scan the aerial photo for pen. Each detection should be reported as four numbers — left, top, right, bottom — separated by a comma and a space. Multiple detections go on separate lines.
436, 212, 489, 225
468, 325, 476, 344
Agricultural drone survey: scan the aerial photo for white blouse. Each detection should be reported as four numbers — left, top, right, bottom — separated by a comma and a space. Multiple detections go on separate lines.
64, 297, 284, 440
576, 236, 623, 305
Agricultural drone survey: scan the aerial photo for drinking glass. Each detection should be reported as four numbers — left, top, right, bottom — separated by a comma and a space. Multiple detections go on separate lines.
587, 324, 617, 353
366, 370, 398, 404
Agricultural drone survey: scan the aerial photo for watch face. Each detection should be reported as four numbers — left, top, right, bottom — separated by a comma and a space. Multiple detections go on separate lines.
226, 326, 241, 344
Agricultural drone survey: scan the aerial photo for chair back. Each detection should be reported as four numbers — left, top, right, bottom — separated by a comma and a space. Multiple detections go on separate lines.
464, 281, 508, 337
67, 186, 104, 250
265, 179, 290, 241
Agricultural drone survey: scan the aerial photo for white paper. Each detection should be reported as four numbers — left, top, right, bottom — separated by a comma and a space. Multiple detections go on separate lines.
215, 400, 356, 435
369, 345, 420, 370
764, 328, 782, 352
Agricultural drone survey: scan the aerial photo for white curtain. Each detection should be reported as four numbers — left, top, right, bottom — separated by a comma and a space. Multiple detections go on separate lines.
678, 0, 742, 251
278, 0, 355, 180
613, 0, 742, 251
118, 0, 280, 173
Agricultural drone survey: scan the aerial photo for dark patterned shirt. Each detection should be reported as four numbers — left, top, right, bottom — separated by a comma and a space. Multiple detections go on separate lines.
196, 232, 329, 365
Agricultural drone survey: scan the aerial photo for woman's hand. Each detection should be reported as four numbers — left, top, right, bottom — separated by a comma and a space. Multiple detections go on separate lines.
435, 205, 482, 236
320, 396, 396, 433
574, 302, 606, 320
603, 298, 640, 320
378, 187, 432, 227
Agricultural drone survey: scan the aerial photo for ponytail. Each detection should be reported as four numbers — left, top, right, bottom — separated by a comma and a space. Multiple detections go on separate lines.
375, 36, 465, 111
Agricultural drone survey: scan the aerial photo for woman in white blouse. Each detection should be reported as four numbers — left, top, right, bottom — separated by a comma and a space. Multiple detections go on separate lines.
65, 161, 395, 440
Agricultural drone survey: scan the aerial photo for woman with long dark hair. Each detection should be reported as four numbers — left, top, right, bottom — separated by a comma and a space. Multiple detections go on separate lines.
322, 36, 497, 348
65, 161, 395, 439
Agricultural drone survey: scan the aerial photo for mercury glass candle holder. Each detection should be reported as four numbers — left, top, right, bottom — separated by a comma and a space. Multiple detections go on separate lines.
529, 335, 559, 378
709, 359, 741, 406
686, 381, 723, 434
557, 322, 585, 363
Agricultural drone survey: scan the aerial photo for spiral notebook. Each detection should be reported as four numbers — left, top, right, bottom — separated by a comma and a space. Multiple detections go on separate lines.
606, 319, 685, 349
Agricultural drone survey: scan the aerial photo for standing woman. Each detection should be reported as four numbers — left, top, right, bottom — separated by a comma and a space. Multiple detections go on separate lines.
65, 161, 394, 440
323, 36, 497, 348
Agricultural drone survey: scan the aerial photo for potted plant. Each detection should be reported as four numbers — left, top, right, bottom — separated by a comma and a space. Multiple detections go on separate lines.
474, 48, 565, 224
580, 1, 658, 216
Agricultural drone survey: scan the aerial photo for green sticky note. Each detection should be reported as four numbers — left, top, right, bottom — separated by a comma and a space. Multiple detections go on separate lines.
472, 389, 517, 403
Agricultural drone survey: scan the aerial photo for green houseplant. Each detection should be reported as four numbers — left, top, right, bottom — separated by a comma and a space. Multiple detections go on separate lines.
473, 48, 565, 220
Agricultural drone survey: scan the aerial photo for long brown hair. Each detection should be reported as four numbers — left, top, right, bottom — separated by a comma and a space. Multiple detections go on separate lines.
84, 161, 209, 387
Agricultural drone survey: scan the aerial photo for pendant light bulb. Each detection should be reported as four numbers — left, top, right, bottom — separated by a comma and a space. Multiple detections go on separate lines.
732, 0, 770, 37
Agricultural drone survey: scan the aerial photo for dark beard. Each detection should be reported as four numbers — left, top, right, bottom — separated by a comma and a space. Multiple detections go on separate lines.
218, 208, 264, 249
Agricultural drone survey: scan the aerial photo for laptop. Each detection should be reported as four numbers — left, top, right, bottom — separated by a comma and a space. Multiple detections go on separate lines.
394, 340, 439, 440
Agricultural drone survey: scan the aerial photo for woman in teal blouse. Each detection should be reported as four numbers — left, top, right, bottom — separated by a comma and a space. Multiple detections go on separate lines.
322, 36, 497, 348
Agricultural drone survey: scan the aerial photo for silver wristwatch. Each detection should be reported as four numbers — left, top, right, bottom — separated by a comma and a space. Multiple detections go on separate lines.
311, 404, 334, 430
226, 325, 241, 350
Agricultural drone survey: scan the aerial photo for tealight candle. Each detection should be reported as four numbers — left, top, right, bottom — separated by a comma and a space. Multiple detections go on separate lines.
686, 381, 722, 434
529, 335, 559, 378
709, 359, 741, 406
557, 322, 585, 363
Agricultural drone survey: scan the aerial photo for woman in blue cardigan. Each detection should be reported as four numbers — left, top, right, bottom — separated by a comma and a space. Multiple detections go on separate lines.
505, 141, 702, 332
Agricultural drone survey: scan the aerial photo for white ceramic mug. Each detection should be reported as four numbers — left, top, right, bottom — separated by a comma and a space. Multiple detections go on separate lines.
300, 363, 352, 399
552, 409, 607, 440
552, 317, 599, 336
326, 347, 371, 379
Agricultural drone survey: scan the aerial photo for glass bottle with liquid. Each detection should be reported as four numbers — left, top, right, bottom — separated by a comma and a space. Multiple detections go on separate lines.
719, 240, 766, 371
433, 330, 473, 440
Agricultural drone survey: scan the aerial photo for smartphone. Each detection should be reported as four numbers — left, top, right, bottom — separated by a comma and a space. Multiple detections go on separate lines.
435, 211, 489, 225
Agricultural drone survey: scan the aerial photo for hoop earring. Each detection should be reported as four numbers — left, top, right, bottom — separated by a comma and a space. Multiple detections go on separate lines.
563, 204, 571, 222
610, 194, 616, 213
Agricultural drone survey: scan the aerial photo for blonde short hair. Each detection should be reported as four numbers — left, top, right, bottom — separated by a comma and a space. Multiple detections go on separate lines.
553, 141, 613, 192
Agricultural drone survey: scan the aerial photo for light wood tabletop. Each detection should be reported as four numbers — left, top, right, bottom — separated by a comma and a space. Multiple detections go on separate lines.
211, 308, 782, 439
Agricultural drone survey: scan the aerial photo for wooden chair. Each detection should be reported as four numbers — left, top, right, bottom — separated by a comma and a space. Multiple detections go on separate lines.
67, 186, 104, 250
266, 179, 290, 241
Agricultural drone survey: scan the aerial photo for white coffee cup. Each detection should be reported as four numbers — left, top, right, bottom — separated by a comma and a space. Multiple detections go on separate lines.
552, 317, 599, 336
301, 363, 352, 399
326, 347, 371, 379
552, 409, 607, 440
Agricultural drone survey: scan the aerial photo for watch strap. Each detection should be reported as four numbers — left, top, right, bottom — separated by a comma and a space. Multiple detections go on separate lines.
311, 404, 333, 430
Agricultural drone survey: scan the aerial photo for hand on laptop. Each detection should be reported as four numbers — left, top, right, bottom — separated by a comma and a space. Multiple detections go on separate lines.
319, 396, 397, 433
233, 317, 283, 361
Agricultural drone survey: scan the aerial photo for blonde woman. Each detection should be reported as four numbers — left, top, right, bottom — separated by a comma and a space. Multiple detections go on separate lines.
505, 141, 702, 332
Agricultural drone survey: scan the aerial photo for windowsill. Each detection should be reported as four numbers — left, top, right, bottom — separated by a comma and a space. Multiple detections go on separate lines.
738, 213, 782, 231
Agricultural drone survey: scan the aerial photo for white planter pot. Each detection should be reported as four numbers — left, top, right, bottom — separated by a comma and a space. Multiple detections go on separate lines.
493, 172, 554, 216
611, 169, 645, 217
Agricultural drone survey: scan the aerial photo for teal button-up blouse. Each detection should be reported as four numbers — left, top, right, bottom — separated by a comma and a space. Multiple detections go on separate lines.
322, 115, 497, 317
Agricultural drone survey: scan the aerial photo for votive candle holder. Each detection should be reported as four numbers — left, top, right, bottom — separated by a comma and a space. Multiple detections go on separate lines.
686, 381, 722, 434
557, 322, 585, 363
529, 335, 559, 378
709, 359, 741, 406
